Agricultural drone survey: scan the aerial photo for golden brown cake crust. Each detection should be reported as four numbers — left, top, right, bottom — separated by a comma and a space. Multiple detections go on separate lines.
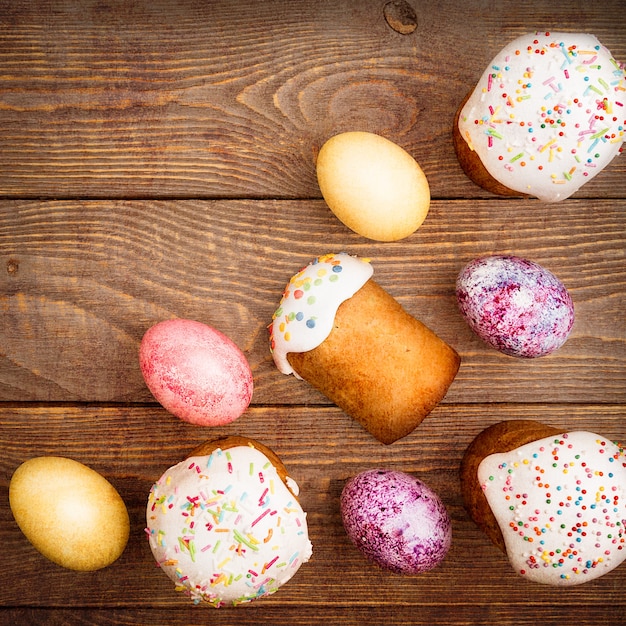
287, 279, 460, 444
188, 436, 291, 489
453, 93, 524, 198
460, 420, 561, 551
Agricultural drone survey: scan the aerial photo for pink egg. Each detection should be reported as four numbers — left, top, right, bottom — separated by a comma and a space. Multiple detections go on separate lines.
139, 319, 253, 426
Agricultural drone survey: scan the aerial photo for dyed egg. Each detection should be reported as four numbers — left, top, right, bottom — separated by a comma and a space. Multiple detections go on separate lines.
340, 469, 452, 574
316, 131, 430, 241
456, 255, 574, 358
140, 319, 253, 426
9, 456, 130, 571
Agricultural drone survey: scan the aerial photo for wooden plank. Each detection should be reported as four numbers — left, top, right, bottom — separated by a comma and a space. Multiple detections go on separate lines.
0, 0, 625, 199
3, 604, 625, 626
1, 198, 624, 403
0, 404, 624, 614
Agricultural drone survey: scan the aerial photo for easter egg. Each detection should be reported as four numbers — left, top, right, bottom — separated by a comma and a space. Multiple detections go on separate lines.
9, 456, 130, 571
139, 319, 253, 426
316, 131, 430, 241
456, 255, 574, 358
340, 469, 452, 574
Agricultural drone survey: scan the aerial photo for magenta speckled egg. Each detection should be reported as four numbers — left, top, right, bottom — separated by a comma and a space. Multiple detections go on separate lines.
139, 319, 253, 426
340, 469, 452, 574
456, 255, 574, 358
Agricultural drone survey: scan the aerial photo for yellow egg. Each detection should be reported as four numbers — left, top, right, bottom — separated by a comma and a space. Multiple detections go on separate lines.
316, 131, 430, 242
9, 456, 130, 571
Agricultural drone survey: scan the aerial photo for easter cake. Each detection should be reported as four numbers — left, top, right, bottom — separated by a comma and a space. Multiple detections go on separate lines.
146, 436, 312, 607
460, 420, 626, 585
454, 31, 626, 201
269, 252, 460, 444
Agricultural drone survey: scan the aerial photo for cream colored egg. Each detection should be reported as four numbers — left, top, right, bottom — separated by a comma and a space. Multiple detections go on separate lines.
316, 131, 430, 242
9, 456, 130, 571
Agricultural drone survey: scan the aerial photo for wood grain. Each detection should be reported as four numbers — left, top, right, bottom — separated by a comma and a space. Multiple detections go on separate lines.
1, 198, 624, 404
0, 1, 624, 624
0, 0, 625, 199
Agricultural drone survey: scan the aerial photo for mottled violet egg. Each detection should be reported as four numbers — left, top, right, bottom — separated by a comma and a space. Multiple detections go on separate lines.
340, 469, 452, 574
456, 255, 574, 358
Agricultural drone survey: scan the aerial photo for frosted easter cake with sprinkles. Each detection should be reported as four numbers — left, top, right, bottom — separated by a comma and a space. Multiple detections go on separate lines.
269, 253, 460, 444
454, 31, 626, 201
146, 437, 312, 607
461, 420, 626, 586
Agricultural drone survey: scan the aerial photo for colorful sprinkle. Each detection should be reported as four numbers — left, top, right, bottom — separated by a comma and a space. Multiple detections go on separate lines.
146, 445, 312, 607
458, 31, 626, 201
479, 431, 626, 586
269, 253, 373, 377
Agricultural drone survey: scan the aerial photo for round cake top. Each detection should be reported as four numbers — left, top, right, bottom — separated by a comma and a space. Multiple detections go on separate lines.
146, 445, 312, 607
458, 31, 626, 201
477, 431, 626, 586
269, 252, 373, 377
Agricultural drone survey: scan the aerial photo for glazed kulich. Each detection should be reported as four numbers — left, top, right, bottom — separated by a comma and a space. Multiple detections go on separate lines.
269, 253, 460, 444
454, 31, 626, 201
461, 420, 626, 586
146, 436, 312, 607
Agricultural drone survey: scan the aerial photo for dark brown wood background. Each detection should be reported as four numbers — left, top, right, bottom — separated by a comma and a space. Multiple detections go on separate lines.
1, 1, 624, 624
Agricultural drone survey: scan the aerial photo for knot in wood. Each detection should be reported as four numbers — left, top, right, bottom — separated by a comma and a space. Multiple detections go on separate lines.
383, 1, 418, 35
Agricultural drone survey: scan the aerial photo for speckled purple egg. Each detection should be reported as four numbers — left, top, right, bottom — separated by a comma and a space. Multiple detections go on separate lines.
456, 255, 574, 358
340, 469, 452, 574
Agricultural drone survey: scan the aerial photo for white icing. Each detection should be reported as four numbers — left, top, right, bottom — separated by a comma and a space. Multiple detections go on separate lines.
269, 252, 373, 377
458, 32, 626, 201
478, 431, 626, 586
146, 446, 312, 607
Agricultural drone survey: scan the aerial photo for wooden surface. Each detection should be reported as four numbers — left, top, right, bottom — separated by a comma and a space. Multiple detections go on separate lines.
0, 1, 624, 624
